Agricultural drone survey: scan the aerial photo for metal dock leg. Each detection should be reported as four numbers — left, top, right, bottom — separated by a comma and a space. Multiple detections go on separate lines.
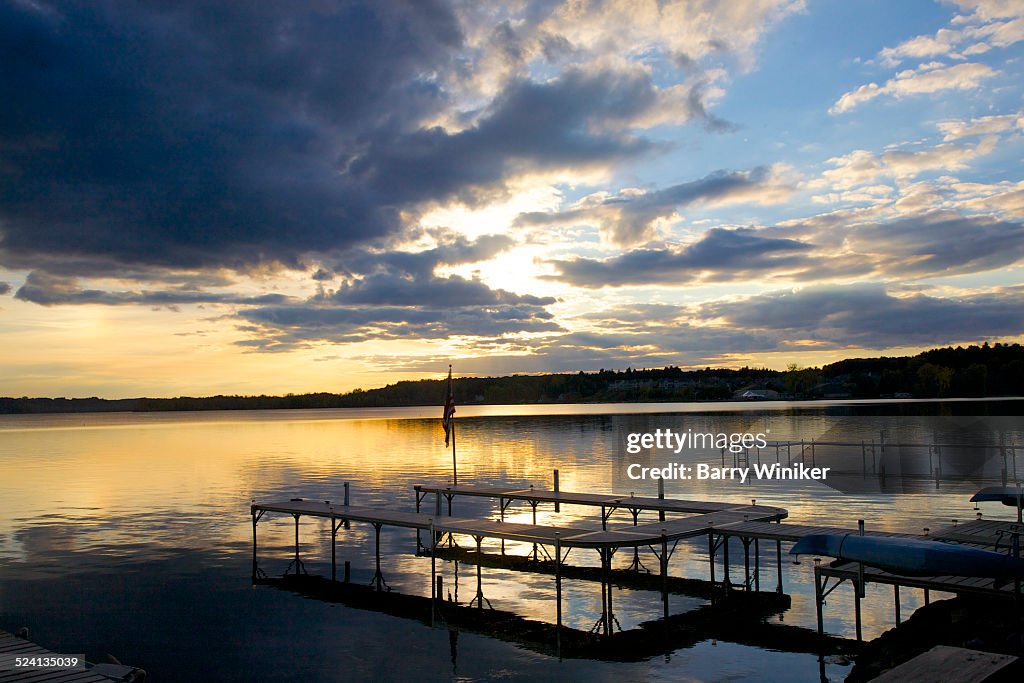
814, 561, 824, 636
555, 533, 562, 660
775, 539, 783, 593
854, 581, 862, 642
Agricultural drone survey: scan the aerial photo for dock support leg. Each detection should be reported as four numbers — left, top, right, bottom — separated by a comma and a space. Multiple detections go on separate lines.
894, 585, 900, 624
470, 535, 489, 611
723, 536, 731, 590
924, 588, 929, 606
251, 509, 258, 582
554, 469, 560, 513
661, 533, 669, 620
372, 522, 387, 592
658, 478, 665, 522
607, 551, 614, 634
288, 514, 305, 576
331, 516, 337, 582
531, 501, 539, 562
814, 565, 824, 636
854, 582, 862, 642
343, 482, 350, 530
435, 493, 442, 545
499, 497, 505, 555
415, 489, 421, 551
430, 521, 436, 628
708, 532, 716, 586
776, 539, 783, 593
626, 509, 647, 572
754, 538, 760, 592
743, 538, 751, 591
555, 534, 562, 660
598, 548, 602, 634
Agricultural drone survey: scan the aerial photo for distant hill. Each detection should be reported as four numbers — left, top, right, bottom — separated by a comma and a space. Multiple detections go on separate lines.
2, 343, 1022, 414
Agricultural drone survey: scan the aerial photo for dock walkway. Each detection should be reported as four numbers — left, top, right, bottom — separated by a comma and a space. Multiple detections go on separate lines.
0, 630, 117, 683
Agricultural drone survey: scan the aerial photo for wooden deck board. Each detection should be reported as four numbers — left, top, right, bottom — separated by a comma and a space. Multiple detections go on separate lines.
0, 632, 110, 683
869, 645, 1016, 683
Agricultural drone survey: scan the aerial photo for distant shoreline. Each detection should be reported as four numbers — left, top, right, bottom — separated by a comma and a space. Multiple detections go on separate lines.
4, 342, 1022, 415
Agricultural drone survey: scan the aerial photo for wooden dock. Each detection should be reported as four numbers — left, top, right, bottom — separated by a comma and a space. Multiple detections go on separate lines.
0, 630, 142, 683
251, 487, 787, 649
251, 482, 1024, 651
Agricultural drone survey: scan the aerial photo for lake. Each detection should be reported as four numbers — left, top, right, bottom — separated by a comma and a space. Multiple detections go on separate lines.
1, 400, 1022, 681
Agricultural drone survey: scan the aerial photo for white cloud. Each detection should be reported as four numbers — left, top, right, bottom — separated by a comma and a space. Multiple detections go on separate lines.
815, 136, 998, 189
830, 61, 996, 114
875, 1, 1024, 67
938, 111, 1024, 139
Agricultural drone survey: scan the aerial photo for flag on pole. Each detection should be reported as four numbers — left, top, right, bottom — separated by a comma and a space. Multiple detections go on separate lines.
442, 366, 455, 446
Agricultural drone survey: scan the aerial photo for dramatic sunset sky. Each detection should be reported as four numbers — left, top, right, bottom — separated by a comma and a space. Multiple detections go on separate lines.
1, 0, 1023, 398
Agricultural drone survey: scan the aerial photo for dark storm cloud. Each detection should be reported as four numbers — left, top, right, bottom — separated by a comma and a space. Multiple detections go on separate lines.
517, 168, 775, 244
345, 67, 660, 205
0, 281, 10, 296
545, 210, 1024, 289
237, 302, 561, 350
0, 1, 462, 273
547, 227, 812, 287
0, 2, 674, 279
845, 212, 1024, 278
14, 271, 290, 307
330, 272, 554, 307
701, 284, 1024, 347
327, 232, 516, 279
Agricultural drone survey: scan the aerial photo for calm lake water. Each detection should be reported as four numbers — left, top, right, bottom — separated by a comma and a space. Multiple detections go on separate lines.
1, 400, 1022, 682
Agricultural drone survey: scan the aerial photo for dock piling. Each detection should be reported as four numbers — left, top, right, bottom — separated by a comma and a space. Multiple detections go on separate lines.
344, 482, 350, 530
661, 531, 669, 620
554, 469, 560, 512
813, 558, 823, 636
894, 584, 901, 624
555, 533, 562, 660
430, 520, 436, 627
775, 539, 783, 593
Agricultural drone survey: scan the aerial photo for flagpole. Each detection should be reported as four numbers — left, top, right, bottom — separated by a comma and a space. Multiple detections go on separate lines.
450, 364, 458, 486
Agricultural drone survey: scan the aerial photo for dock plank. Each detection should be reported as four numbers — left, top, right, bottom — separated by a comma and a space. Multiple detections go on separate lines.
869, 645, 1016, 683
0, 631, 111, 683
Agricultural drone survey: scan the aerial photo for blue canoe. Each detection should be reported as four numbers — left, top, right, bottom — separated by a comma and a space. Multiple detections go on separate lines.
970, 486, 1024, 507
790, 533, 1024, 579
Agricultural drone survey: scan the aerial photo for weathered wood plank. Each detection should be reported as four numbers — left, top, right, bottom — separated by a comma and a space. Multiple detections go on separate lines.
869, 645, 1016, 683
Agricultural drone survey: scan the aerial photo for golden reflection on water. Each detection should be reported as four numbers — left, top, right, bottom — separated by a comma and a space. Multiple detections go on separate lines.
1, 407, 1021, 642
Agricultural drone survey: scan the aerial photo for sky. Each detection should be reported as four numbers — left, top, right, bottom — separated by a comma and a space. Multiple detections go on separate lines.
1, 0, 1023, 398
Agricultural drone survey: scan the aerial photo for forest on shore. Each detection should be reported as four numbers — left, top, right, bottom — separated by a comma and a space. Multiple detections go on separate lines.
2, 343, 1022, 414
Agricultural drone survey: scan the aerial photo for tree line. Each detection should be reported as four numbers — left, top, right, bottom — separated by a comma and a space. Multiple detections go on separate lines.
2, 343, 1022, 414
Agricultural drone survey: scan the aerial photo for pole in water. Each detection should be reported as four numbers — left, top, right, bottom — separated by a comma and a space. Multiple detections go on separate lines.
775, 539, 783, 593
814, 559, 824, 635
658, 478, 665, 522
331, 515, 337, 582
661, 531, 669, 620
251, 507, 258, 582
343, 482, 350, 530
430, 520, 436, 627
555, 532, 562, 660
553, 469, 560, 513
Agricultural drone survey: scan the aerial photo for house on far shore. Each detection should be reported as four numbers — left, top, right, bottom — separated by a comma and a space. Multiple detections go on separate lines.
732, 386, 780, 400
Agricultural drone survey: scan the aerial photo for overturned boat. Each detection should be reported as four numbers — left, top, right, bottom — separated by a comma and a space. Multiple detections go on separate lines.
790, 533, 1024, 579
